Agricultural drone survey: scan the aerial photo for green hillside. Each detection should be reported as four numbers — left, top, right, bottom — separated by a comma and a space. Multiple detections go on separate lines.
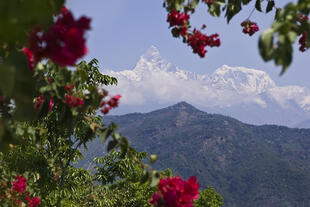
82, 102, 310, 207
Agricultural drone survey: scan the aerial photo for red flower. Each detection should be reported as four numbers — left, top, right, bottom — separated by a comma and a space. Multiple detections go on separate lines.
34, 95, 44, 111
242, 21, 259, 36
187, 29, 207, 58
23, 47, 35, 70
297, 13, 309, 23
187, 29, 219, 58
64, 95, 84, 108
64, 84, 75, 92
49, 98, 54, 112
28, 10, 91, 66
61, 6, 69, 14
167, 10, 190, 27
108, 95, 121, 108
299, 31, 308, 52
207, 33, 221, 47
150, 176, 200, 207
26, 196, 41, 207
203, 0, 215, 6
177, 26, 188, 37
12, 175, 27, 195
100, 94, 121, 115
101, 106, 112, 115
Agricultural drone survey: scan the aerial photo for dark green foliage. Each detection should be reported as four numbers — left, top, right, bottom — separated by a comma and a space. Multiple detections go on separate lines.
195, 187, 224, 207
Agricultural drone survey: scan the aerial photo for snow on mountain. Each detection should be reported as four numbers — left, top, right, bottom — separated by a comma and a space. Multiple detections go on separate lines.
102, 46, 310, 127
209, 65, 276, 94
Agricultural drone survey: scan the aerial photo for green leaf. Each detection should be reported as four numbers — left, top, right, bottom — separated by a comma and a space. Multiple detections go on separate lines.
259, 29, 275, 61
150, 171, 160, 187
209, 2, 221, 17
140, 170, 149, 184
266, 0, 275, 13
225, 0, 242, 23
242, 0, 252, 5
255, 0, 262, 12
107, 140, 118, 152
274, 8, 281, 20
188, 0, 199, 9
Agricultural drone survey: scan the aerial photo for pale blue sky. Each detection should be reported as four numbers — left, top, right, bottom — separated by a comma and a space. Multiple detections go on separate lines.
67, 0, 309, 88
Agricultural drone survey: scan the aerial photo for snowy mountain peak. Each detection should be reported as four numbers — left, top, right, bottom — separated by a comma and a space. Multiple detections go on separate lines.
141, 45, 160, 61
134, 45, 177, 72
210, 65, 276, 94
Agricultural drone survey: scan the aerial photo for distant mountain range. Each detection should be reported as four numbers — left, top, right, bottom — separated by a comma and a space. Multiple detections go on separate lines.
82, 102, 310, 207
103, 46, 310, 127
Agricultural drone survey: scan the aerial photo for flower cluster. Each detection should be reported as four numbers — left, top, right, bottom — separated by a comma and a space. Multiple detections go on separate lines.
167, 10, 220, 58
167, 10, 189, 38
26, 195, 41, 207
64, 94, 84, 108
100, 94, 121, 115
297, 13, 309, 23
150, 176, 200, 207
27, 7, 91, 67
187, 29, 220, 58
10, 175, 41, 207
167, 10, 190, 27
299, 31, 308, 52
12, 175, 27, 195
241, 21, 259, 36
64, 84, 75, 92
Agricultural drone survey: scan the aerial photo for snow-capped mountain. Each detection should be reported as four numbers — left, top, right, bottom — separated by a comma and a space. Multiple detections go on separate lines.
103, 46, 310, 127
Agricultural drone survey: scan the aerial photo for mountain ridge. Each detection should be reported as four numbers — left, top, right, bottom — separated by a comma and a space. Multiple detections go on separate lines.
82, 102, 310, 207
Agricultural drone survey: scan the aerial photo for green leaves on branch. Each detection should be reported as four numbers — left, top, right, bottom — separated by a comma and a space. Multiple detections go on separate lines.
225, 0, 243, 23
258, 2, 310, 74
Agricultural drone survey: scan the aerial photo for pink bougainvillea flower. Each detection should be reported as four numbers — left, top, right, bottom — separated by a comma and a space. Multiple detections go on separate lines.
241, 21, 259, 36
299, 31, 308, 52
28, 9, 91, 67
64, 84, 75, 92
49, 98, 54, 112
150, 176, 200, 207
64, 95, 84, 108
23, 47, 35, 70
108, 94, 121, 108
12, 175, 27, 195
100, 94, 121, 115
34, 95, 44, 111
101, 106, 112, 115
167, 10, 190, 27
187, 29, 220, 58
26, 195, 41, 207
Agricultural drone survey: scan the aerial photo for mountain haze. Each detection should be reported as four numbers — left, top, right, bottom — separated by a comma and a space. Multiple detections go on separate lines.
83, 102, 310, 207
103, 46, 310, 127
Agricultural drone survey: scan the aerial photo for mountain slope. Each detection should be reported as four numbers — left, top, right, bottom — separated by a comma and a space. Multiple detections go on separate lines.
103, 46, 310, 127
84, 102, 310, 207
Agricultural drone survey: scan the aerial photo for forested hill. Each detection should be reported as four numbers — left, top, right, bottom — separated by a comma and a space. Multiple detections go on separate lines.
83, 102, 310, 207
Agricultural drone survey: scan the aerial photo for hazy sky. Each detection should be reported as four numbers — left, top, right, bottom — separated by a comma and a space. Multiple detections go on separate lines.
67, 0, 309, 88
